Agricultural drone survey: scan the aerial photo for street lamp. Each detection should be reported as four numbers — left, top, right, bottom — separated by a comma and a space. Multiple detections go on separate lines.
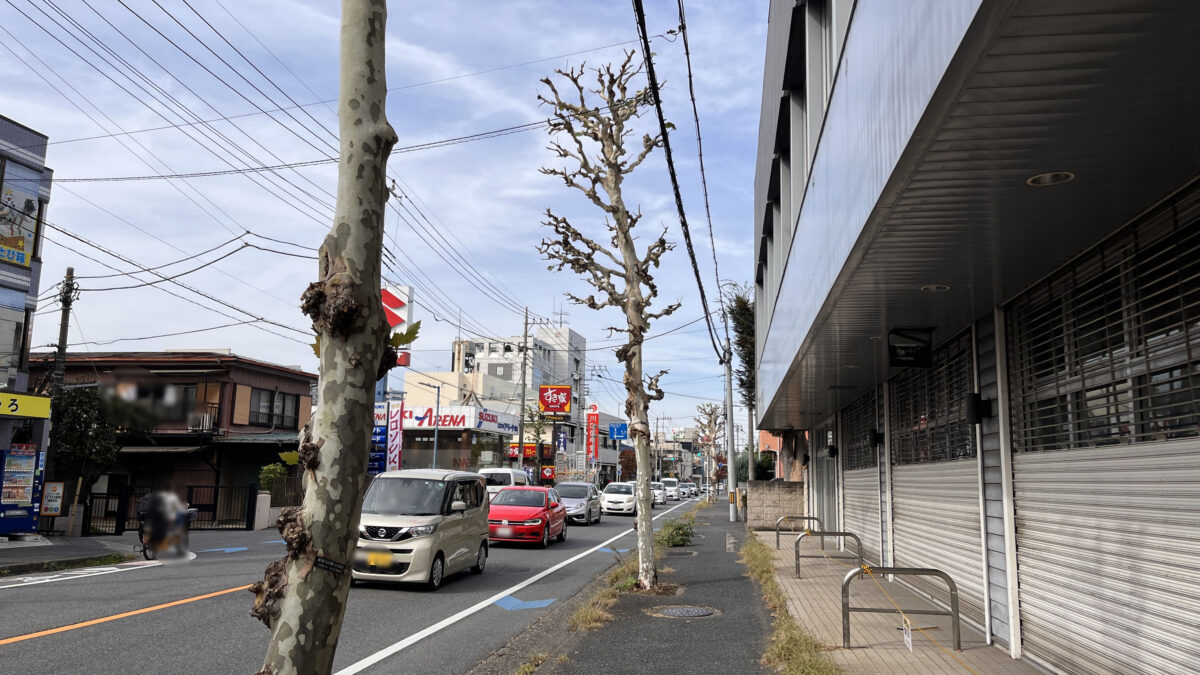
416, 381, 441, 469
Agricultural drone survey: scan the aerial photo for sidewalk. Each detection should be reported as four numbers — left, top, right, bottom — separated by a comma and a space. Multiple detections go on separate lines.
552, 503, 771, 675
0, 534, 133, 576
768, 532, 1040, 674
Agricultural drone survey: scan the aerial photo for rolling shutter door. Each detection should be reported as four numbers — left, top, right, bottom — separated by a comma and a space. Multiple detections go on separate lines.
1013, 445, 1200, 674
842, 468, 879, 563
891, 461, 986, 625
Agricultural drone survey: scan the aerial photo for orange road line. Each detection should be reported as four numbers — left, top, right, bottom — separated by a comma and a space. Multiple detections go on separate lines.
0, 584, 252, 646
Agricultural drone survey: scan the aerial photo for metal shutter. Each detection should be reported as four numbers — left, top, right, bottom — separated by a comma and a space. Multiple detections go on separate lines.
842, 468, 880, 563
1013, 444, 1200, 674
891, 461, 986, 625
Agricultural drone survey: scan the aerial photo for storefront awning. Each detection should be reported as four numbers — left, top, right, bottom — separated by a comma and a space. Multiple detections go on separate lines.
119, 446, 202, 454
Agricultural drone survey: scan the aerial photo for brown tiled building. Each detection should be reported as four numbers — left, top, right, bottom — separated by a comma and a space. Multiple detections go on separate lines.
30, 350, 315, 494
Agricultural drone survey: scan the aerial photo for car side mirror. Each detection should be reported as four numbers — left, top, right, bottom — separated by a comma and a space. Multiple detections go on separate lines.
451, 500, 467, 512
549, 501, 559, 509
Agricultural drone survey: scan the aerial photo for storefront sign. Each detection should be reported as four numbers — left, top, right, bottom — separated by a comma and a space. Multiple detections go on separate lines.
538, 385, 571, 413
386, 402, 403, 471
586, 405, 599, 461
405, 405, 471, 429
888, 328, 933, 368
541, 465, 556, 480
507, 443, 539, 459
0, 163, 40, 268
1, 393, 51, 419
40, 481, 64, 516
475, 408, 519, 435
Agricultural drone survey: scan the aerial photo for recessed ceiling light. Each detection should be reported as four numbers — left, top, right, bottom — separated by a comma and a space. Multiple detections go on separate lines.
920, 283, 951, 293
1026, 171, 1075, 187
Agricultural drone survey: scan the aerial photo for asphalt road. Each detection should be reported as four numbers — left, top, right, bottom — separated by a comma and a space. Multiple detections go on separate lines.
0, 499, 697, 674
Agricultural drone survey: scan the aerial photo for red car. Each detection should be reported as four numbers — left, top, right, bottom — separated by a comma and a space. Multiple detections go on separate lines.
487, 486, 567, 548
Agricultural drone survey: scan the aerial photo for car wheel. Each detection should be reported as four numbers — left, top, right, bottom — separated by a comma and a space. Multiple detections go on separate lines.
540, 526, 550, 549
594, 511, 601, 524
470, 543, 487, 575
425, 554, 445, 591
556, 521, 567, 542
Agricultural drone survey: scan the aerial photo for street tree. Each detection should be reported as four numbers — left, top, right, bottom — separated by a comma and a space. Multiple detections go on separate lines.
250, 3, 408, 672
723, 282, 758, 479
712, 453, 728, 484
618, 448, 637, 482
537, 52, 676, 589
524, 404, 548, 452
693, 402, 724, 495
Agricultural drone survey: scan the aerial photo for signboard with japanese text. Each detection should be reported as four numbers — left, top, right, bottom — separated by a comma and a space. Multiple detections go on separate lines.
609, 423, 628, 440
586, 404, 599, 461
541, 465, 556, 481
40, 481, 64, 516
386, 402, 404, 471
0, 162, 40, 268
1, 392, 51, 419
538, 385, 571, 414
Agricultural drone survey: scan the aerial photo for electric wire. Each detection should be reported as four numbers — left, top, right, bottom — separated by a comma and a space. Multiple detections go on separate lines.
631, 0, 725, 362
65, 320, 264, 347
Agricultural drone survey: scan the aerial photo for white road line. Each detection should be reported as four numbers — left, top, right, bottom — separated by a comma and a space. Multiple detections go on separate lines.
0, 560, 163, 590
336, 499, 696, 674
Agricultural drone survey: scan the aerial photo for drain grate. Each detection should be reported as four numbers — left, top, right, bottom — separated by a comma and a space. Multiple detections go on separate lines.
659, 606, 714, 618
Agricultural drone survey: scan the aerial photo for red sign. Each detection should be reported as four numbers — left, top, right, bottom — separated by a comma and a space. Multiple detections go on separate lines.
508, 443, 539, 458
586, 404, 599, 461
538, 385, 571, 413
386, 403, 403, 471
381, 286, 411, 328
541, 465, 556, 480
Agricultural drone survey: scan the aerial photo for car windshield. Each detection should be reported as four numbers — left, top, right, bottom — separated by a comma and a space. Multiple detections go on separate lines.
484, 473, 511, 486
604, 483, 632, 495
492, 490, 546, 507
361, 478, 446, 516
651, 483, 663, 490
556, 484, 589, 499
662, 479, 678, 487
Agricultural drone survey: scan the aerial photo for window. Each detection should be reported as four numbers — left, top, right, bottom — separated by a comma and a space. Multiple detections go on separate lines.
841, 390, 877, 470
1007, 182, 1200, 452
889, 331, 975, 464
248, 388, 300, 429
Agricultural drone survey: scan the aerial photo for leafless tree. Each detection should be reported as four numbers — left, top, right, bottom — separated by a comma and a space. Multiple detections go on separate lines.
250, 2, 402, 672
694, 402, 725, 500
537, 51, 677, 589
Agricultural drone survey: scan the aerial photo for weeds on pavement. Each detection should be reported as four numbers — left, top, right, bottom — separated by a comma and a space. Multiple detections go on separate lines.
741, 536, 842, 675
656, 519, 695, 547
514, 652, 549, 675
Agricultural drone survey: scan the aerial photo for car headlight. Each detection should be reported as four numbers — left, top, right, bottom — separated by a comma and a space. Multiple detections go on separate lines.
523, 519, 543, 526
408, 524, 437, 537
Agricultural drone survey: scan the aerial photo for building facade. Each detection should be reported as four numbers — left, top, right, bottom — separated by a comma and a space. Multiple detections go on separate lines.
0, 116, 53, 536
30, 350, 315, 495
755, 1, 1200, 672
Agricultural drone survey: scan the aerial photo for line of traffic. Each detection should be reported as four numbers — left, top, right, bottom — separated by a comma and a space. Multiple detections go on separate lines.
335, 498, 696, 674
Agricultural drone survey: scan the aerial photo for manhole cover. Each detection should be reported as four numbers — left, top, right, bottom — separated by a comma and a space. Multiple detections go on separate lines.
659, 606, 714, 618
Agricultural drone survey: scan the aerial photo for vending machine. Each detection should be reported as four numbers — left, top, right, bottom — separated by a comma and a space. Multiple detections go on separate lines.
0, 443, 44, 537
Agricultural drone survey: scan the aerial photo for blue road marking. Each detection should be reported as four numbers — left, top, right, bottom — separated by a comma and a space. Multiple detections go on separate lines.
198, 547, 248, 554
493, 595, 556, 610
261, 540, 285, 544
597, 547, 631, 553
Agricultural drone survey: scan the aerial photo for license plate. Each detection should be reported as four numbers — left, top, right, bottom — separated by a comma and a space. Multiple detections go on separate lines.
495, 527, 513, 538
367, 551, 391, 567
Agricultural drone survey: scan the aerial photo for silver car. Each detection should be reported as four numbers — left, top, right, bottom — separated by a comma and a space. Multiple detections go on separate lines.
556, 481, 602, 525
650, 481, 667, 505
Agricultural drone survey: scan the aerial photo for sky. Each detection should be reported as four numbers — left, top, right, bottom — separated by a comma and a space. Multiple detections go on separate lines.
1, 0, 767, 439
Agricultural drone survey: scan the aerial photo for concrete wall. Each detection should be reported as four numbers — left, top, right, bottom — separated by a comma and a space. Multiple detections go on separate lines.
746, 480, 806, 530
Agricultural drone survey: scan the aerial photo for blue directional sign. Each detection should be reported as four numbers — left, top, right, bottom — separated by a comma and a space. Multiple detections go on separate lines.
609, 423, 628, 440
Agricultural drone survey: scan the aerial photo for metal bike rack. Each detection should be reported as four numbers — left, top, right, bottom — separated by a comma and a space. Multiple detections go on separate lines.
774, 515, 823, 549
793, 530, 862, 577
841, 566, 961, 651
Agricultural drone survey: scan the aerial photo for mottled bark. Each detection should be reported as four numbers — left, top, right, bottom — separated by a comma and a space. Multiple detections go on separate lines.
537, 52, 677, 590
252, 2, 395, 673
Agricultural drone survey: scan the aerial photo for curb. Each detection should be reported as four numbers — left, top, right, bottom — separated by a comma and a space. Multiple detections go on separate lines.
0, 552, 136, 577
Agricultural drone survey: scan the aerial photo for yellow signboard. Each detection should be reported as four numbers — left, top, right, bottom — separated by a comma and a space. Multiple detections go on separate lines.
2, 393, 51, 418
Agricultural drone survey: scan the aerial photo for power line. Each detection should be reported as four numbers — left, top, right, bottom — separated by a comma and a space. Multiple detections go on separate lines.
676, 0, 730, 336
631, 0, 725, 363
65, 320, 263, 347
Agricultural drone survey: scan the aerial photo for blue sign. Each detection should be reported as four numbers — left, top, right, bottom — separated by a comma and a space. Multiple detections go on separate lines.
557, 432, 567, 453
609, 423, 628, 440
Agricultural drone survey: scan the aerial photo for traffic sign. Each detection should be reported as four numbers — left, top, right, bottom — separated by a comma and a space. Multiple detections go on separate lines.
609, 423, 628, 440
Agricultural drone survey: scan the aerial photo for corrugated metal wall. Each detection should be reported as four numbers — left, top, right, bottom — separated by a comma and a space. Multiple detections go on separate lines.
842, 468, 880, 563
1013, 444, 1200, 673
891, 460, 987, 626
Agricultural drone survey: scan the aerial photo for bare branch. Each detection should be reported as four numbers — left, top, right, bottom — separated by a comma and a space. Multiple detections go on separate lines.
644, 369, 669, 402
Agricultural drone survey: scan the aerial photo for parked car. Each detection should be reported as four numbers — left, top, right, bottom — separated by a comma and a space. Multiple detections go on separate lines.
556, 481, 602, 525
479, 467, 529, 499
650, 481, 667, 505
353, 469, 489, 590
601, 481, 637, 515
487, 486, 567, 548
661, 477, 680, 500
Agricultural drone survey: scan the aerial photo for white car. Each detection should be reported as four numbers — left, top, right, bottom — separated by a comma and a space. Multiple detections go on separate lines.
649, 482, 667, 505
681, 482, 697, 498
661, 477, 680, 500
601, 482, 637, 515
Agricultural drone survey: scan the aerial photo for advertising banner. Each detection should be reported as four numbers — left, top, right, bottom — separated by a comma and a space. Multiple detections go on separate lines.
386, 401, 403, 471
369, 402, 387, 476
586, 405, 599, 461
0, 162, 40, 268
40, 481, 64, 516
538, 385, 571, 413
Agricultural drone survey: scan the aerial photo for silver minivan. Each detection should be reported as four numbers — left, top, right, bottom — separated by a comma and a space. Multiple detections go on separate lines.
353, 469, 489, 590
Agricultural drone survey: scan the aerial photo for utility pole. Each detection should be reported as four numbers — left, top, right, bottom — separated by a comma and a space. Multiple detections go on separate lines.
725, 339, 738, 522
51, 267, 77, 397
515, 307, 530, 464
